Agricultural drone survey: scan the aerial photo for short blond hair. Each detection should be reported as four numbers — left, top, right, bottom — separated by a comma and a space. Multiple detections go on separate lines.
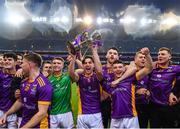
159, 47, 172, 55
52, 57, 64, 62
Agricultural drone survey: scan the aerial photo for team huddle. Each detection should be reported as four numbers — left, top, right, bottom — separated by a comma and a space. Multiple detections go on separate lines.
0, 45, 179, 128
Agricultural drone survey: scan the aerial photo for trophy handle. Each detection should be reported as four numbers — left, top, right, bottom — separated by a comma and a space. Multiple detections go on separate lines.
79, 39, 92, 46
67, 41, 76, 55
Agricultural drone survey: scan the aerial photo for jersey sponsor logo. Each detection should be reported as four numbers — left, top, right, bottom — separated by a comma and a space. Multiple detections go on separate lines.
4, 74, 9, 78
22, 83, 25, 87
112, 87, 127, 94
168, 66, 173, 69
106, 76, 112, 81
157, 74, 161, 78
23, 103, 36, 110
88, 86, 91, 90
55, 84, 60, 88
167, 68, 173, 72
140, 81, 144, 85
30, 84, 37, 95
23, 97, 27, 103
53, 84, 67, 92
151, 77, 169, 84
3, 84, 10, 88
82, 86, 98, 93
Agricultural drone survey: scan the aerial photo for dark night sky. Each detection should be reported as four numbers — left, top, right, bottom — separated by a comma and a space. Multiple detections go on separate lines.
3, 0, 179, 17
2, 0, 180, 13
70, 0, 180, 15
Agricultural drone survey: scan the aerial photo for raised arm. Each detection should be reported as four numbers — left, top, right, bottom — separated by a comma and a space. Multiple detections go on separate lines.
67, 55, 83, 69
68, 55, 80, 82
90, 45, 103, 80
75, 59, 83, 69
136, 47, 153, 80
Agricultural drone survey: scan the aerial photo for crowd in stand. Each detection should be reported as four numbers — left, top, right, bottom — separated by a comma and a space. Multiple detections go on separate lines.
0, 45, 179, 128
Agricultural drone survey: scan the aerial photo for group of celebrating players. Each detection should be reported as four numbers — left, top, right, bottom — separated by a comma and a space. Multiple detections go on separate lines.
0, 45, 179, 128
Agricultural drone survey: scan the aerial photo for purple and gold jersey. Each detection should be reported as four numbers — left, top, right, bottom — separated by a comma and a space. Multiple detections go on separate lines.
77, 73, 101, 114
102, 65, 114, 82
101, 65, 114, 98
149, 65, 180, 105
135, 75, 149, 104
101, 74, 137, 119
0, 71, 14, 111
20, 74, 53, 128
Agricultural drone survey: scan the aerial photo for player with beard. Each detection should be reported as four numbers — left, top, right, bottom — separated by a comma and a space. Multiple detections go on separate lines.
101, 47, 119, 128
0, 53, 18, 128
148, 47, 180, 128
68, 45, 104, 128
0, 52, 53, 128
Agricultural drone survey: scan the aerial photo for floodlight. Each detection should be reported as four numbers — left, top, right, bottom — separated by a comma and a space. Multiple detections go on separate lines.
6, 13, 25, 26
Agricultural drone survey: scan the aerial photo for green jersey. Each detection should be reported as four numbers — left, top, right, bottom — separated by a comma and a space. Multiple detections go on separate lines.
49, 73, 72, 115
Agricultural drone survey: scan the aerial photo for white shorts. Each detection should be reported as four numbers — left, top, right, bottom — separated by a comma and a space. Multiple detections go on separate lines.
77, 112, 103, 129
110, 116, 139, 129
0, 109, 17, 129
50, 111, 74, 129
